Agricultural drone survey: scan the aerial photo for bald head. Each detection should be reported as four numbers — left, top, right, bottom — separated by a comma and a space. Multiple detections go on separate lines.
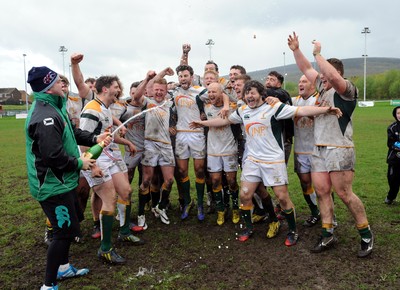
208, 82, 222, 93
208, 82, 223, 106
298, 75, 316, 99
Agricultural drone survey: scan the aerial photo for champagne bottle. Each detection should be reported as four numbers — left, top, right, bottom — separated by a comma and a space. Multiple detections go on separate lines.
83, 141, 105, 159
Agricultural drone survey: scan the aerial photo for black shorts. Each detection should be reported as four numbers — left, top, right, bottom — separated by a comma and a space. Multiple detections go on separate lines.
39, 190, 81, 240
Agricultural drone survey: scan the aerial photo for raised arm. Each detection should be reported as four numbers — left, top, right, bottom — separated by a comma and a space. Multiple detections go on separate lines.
70, 53, 91, 99
133, 70, 157, 104
288, 32, 319, 84
147, 67, 174, 91
312, 41, 348, 95
180, 44, 191, 65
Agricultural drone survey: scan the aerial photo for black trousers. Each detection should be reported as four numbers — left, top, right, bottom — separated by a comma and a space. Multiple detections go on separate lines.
387, 163, 400, 201
39, 190, 80, 286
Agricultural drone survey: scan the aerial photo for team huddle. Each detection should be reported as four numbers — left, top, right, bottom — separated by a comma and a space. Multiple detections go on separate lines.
25, 32, 374, 290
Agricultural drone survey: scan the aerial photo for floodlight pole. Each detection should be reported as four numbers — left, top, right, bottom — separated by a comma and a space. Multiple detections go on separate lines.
283, 52, 286, 90
23, 53, 28, 113
69, 64, 72, 92
361, 27, 371, 102
59, 46, 68, 76
205, 39, 215, 61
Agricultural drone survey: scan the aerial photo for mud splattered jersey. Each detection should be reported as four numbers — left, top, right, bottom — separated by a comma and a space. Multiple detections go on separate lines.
204, 103, 237, 156
120, 103, 145, 152
292, 92, 319, 154
171, 86, 207, 133
143, 98, 173, 144
314, 78, 357, 148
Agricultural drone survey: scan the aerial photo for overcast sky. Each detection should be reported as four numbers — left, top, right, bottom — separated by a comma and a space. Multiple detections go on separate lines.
1, 0, 398, 94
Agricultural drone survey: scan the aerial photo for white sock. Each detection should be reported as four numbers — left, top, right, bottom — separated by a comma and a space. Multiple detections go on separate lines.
58, 263, 70, 272
117, 203, 126, 227
310, 192, 318, 206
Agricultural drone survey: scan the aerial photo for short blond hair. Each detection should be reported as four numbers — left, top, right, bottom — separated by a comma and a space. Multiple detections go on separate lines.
154, 78, 167, 85
203, 70, 219, 79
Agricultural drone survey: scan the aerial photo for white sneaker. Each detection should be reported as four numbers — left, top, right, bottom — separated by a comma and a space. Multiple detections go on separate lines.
41, 285, 59, 290
155, 205, 170, 225
137, 215, 148, 230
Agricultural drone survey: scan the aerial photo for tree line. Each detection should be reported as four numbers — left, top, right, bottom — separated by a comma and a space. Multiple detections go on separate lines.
285, 70, 400, 101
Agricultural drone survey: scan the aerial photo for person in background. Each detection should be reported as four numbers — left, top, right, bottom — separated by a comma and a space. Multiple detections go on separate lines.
227, 65, 246, 97
265, 70, 294, 165
385, 106, 400, 204
292, 75, 321, 227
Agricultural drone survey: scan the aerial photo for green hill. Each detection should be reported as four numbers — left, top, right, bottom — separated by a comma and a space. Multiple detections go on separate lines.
246, 57, 400, 83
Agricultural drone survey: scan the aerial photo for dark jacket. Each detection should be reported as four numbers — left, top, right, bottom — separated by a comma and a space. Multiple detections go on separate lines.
266, 87, 294, 142
25, 92, 96, 201
387, 106, 400, 165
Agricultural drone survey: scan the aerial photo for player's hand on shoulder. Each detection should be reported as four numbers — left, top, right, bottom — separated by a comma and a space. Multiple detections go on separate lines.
265, 96, 280, 106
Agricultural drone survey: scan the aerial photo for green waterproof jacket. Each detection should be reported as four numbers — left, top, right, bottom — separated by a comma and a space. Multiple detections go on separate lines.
25, 92, 84, 201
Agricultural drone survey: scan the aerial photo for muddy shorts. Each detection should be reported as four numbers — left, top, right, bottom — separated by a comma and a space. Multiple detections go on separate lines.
124, 150, 143, 169
207, 154, 238, 173
141, 140, 175, 167
311, 146, 355, 172
175, 132, 206, 159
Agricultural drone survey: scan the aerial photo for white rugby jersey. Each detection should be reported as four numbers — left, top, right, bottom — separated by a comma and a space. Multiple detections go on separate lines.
171, 86, 207, 133
66, 92, 84, 125
69, 90, 95, 126
229, 102, 299, 163
80, 98, 118, 152
143, 98, 173, 144
314, 78, 357, 148
292, 92, 318, 154
205, 102, 237, 156
120, 103, 145, 152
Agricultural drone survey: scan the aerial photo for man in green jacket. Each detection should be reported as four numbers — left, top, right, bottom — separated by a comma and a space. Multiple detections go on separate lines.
25, 66, 109, 290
